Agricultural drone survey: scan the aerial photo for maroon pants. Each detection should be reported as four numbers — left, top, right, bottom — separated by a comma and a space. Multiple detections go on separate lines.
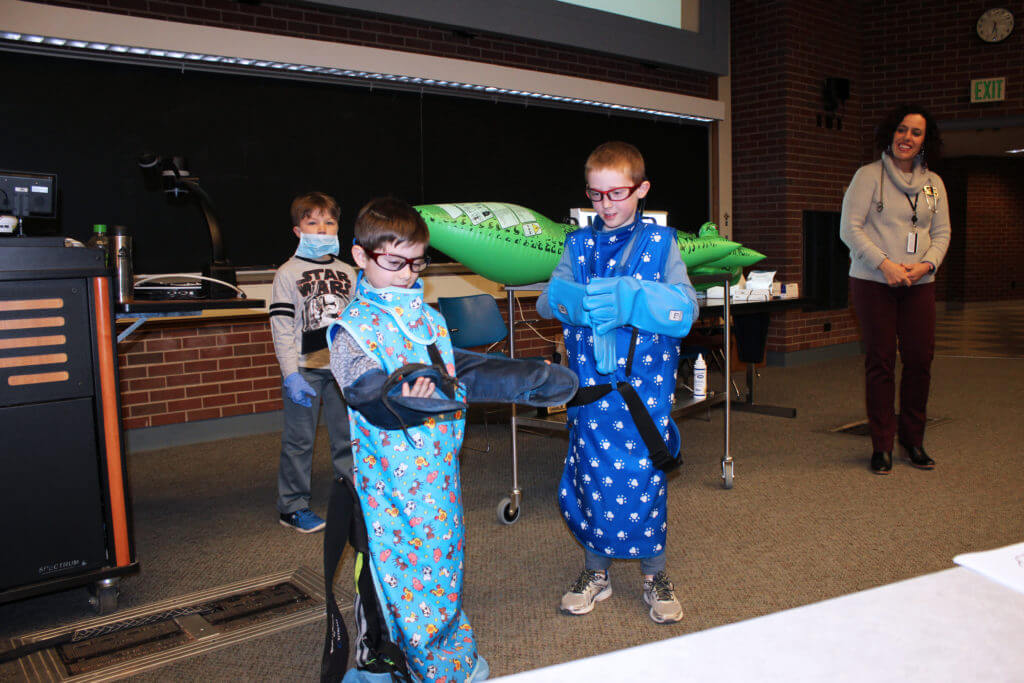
849, 278, 936, 453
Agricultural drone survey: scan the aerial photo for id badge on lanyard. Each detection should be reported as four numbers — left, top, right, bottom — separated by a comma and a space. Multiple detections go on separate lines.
904, 191, 920, 254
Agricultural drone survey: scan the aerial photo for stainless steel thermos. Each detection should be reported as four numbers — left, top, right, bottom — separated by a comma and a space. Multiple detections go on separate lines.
110, 225, 133, 303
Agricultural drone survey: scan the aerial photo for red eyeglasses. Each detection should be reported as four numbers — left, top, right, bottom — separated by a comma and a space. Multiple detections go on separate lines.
585, 184, 642, 202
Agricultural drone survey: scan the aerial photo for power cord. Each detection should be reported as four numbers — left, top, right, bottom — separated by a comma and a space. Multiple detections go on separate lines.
513, 293, 560, 344
133, 273, 247, 299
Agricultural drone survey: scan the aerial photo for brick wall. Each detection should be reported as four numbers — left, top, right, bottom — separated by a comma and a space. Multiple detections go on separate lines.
731, 0, 866, 354
859, 0, 1024, 135
117, 316, 280, 429
957, 157, 1024, 301
503, 297, 564, 360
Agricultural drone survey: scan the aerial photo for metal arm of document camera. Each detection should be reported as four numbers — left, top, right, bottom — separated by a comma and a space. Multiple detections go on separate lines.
137, 153, 236, 295
172, 177, 226, 265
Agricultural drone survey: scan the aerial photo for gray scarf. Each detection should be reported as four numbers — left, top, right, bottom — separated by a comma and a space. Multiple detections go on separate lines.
881, 152, 930, 194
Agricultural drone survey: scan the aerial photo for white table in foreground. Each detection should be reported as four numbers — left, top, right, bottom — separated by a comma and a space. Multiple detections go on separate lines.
491, 567, 1024, 682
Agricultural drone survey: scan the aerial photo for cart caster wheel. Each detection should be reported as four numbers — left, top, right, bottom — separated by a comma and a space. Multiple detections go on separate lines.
497, 497, 521, 525
88, 579, 119, 615
722, 461, 734, 490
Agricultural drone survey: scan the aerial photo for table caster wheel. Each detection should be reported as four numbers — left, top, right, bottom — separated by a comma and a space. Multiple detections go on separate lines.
497, 497, 521, 525
722, 460, 734, 490
88, 578, 119, 615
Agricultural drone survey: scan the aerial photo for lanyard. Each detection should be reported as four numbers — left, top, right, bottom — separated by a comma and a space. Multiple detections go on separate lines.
876, 161, 933, 219
905, 192, 919, 226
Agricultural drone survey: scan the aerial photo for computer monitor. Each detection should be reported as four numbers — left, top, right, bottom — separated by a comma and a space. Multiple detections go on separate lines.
0, 171, 58, 237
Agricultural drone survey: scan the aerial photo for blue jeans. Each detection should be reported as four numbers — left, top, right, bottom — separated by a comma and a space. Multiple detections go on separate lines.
277, 367, 352, 514
585, 548, 666, 576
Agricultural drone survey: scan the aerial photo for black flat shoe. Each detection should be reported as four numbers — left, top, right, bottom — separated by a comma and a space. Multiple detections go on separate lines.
901, 443, 935, 469
870, 451, 892, 474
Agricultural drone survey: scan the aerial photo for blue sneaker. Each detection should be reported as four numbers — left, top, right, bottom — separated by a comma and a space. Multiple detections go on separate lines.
279, 508, 326, 533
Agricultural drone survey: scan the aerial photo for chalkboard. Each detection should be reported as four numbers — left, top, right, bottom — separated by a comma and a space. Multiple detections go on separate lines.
1, 51, 709, 274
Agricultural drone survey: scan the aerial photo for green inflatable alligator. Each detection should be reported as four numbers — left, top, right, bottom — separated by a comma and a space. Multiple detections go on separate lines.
414, 203, 764, 288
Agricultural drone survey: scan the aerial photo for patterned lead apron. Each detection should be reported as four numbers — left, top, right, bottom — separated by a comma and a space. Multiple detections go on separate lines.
558, 218, 682, 558
340, 278, 478, 682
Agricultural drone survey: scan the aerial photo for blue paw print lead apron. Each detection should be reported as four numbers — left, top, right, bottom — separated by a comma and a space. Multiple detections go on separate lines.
340, 277, 478, 681
559, 218, 682, 558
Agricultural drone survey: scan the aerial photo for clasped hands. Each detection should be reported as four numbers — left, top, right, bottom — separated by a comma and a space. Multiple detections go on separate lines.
880, 259, 931, 287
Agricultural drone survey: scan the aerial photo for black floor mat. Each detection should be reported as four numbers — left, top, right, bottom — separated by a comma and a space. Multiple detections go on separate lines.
3, 566, 335, 682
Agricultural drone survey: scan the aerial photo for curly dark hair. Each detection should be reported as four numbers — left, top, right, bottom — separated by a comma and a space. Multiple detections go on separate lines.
874, 104, 943, 166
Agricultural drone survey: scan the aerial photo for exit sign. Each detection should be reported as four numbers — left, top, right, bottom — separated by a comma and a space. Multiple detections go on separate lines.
971, 77, 1006, 103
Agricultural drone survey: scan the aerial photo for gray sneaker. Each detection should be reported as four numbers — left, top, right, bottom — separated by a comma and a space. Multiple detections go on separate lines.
642, 571, 684, 623
559, 569, 611, 615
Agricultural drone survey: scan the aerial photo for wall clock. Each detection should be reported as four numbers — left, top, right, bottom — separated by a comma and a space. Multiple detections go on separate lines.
977, 8, 1014, 43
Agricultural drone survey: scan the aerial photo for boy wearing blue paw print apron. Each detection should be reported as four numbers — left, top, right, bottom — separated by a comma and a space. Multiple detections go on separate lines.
537, 141, 698, 624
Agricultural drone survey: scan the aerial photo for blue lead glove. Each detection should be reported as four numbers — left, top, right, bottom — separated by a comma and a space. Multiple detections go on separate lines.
546, 277, 593, 327
584, 277, 638, 335
343, 365, 466, 430
594, 331, 618, 375
549, 277, 619, 374
453, 348, 578, 406
584, 276, 696, 337
284, 372, 317, 407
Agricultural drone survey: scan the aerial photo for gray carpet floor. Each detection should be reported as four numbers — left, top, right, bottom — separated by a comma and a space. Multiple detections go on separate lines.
3, 306, 1024, 680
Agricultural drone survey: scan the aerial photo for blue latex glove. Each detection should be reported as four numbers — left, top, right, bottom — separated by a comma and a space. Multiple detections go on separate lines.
584, 276, 696, 337
546, 277, 592, 327
283, 372, 317, 407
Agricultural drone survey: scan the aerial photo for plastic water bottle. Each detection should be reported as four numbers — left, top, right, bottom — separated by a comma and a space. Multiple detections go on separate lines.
693, 353, 707, 400
86, 223, 111, 270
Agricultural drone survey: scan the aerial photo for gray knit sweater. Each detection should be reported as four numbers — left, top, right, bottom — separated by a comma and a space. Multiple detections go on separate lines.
839, 154, 951, 285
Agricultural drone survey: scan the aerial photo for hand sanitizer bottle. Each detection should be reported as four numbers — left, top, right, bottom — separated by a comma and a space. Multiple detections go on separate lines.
693, 353, 707, 400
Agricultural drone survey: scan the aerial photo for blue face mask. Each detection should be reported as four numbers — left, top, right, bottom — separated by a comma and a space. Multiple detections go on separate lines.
296, 233, 340, 259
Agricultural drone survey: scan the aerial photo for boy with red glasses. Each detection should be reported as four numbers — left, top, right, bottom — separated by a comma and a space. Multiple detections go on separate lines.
537, 141, 699, 623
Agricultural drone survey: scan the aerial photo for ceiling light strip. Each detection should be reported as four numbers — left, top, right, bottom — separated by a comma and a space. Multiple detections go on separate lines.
0, 31, 712, 123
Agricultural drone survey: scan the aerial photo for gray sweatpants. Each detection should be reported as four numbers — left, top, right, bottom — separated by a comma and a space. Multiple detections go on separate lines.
277, 367, 352, 514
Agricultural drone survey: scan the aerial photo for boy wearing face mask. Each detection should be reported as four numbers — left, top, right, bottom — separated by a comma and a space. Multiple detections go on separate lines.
270, 191, 357, 532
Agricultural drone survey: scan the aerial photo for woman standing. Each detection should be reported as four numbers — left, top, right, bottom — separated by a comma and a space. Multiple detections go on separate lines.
840, 104, 951, 474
